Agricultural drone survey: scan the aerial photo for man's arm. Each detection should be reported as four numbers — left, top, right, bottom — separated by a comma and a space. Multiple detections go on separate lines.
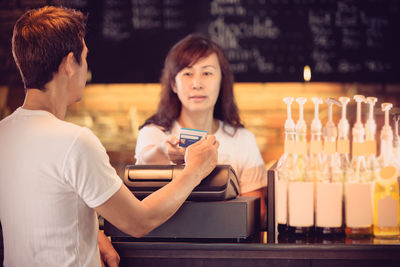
95, 136, 219, 237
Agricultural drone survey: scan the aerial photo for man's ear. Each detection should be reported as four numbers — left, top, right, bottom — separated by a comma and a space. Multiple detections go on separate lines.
60, 52, 75, 78
171, 82, 177, 93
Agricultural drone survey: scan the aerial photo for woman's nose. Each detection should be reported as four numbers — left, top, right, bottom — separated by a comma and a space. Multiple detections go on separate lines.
192, 74, 203, 90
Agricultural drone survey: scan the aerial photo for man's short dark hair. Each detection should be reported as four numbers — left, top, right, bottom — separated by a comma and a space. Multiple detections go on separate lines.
12, 6, 87, 90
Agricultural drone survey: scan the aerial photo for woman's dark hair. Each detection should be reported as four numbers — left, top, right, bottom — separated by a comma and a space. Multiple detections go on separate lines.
12, 6, 87, 90
140, 33, 243, 133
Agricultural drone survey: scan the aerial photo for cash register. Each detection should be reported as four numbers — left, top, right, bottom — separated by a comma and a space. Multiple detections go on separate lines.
104, 165, 260, 241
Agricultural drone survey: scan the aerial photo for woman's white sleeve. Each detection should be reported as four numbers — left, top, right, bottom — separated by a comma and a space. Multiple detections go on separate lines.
134, 125, 168, 164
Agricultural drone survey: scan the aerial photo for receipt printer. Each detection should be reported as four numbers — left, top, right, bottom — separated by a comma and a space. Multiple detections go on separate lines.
124, 164, 239, 201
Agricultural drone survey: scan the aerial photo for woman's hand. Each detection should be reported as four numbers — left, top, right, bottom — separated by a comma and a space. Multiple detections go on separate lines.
164, 135, 186, 164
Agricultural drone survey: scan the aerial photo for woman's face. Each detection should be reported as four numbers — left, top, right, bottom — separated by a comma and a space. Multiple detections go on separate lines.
173, 53, 222, 114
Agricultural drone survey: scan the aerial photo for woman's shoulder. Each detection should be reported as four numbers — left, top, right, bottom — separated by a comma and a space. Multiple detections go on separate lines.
219, 121, 254, 139
140, 123, 167, 133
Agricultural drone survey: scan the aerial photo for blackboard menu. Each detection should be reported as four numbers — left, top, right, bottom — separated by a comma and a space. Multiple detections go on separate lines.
1, 0, 400, 84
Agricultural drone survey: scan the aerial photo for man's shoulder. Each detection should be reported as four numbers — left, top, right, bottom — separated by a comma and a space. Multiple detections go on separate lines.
45, 117, 87, 137
38, 116, 95, 148
0, 107, 19, 125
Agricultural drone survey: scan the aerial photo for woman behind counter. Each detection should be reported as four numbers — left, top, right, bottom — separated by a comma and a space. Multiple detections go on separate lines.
135, 34, 267, 224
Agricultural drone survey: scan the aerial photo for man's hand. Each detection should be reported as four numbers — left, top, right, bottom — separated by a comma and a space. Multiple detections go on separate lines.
98, 230, 120, 267
184, 135, 219, 184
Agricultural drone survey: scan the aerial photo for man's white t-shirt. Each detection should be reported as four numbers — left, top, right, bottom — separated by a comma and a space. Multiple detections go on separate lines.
0, 108, 122, 267
135, 121, 267, 193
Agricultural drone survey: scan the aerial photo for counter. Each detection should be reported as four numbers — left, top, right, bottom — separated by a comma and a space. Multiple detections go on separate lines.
1, 229, 400, 266
109, 234, 400, 267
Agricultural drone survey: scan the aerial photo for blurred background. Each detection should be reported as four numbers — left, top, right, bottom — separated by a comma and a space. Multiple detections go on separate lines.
1, 0, 399, 177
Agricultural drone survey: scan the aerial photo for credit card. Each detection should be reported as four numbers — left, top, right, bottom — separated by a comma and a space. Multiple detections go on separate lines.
179, 128, 207, 147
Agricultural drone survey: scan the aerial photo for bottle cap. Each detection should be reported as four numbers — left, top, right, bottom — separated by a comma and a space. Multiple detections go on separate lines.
311, 97, 323, 134
283, 97, 295, 132
365, 97, 377, 141
338, 96, 350, 140
393, 113, 400, 147
295, 97, 307, 135
380, 103, 393, 142
323, 98, 340, 139
352, 95, 366, 141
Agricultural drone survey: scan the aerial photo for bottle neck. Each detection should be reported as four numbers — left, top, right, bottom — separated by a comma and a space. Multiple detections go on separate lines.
296, 131, 307, 142
311, 131, 321, 141
380, 139, 394, 165
352, 133, 364, 143
285, 130, 296, 142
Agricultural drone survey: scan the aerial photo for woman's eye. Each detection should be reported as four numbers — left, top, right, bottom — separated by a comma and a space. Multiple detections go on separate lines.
203, 72, 213, 76
183, 72, 192, 76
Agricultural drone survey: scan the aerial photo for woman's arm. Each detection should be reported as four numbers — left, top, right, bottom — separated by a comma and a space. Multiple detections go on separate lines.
137, 142, 170, 164
137, 136, 186, 164
241, 187, 267, 228
135, 126, 186, 164
235, 129, 268, 228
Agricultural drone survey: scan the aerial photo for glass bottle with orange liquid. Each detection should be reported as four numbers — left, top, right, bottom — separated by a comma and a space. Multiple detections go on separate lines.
374, 103, 400, 239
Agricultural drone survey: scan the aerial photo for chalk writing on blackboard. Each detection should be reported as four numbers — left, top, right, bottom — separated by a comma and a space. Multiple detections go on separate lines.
1, 0, 399, 84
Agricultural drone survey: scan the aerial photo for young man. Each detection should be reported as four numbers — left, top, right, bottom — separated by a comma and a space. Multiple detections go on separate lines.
0, 6, 219, 267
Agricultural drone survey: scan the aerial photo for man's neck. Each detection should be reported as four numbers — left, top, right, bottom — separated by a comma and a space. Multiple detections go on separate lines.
23, 81, 68, 120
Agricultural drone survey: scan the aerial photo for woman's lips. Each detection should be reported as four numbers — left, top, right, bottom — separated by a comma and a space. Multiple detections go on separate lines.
189, 96, 206, 102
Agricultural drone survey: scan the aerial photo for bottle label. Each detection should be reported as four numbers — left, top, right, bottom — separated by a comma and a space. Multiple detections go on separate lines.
310, 140, 322, 154
316, 182, 343, 227
377, 195, 399, 227
380, 166, 398, 180
284, 140, 295, 154
276, 179, 288, 224
337, 139, 349, 154
324, 141, 336, 155
288, 182, 314, 227
352, 141, 365, 157
364, 140, 376, 155
345, 183, 373, 227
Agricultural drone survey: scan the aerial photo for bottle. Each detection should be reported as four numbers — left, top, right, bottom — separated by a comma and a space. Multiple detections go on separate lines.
288, 97, 314, 235
364, 97, 380, 182
345, 95, 373, 237
337, 97, 351, 171
276, 97, 296, 234
306, 97, 323, 233
374, 103, 400, 239
393, 113, 400, 163
374, 166, 400, 239
394, 113, 400, 188
307, 97, 324, 189
315, 98, 344, 236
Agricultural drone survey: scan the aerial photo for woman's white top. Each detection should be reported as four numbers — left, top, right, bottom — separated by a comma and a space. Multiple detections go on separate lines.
135, 120, 267, 193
